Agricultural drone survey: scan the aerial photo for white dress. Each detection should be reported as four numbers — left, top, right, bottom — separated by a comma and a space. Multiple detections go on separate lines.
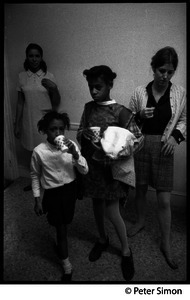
17, 69, 57, 151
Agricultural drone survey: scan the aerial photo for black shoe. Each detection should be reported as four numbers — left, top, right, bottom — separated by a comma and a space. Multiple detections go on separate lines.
61, 271, 73, 283
23, 184, 32, 191
160, 247, 178, 270
89, 237, 109, 262
121, 249, 135, 281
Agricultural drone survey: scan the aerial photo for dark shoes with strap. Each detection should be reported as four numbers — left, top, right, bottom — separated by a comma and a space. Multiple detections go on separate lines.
89, 237, 109, 262
160, 246, 178, 270
89, 238, 135, 281
121, 248, 135, 281
61, 271, 73, 283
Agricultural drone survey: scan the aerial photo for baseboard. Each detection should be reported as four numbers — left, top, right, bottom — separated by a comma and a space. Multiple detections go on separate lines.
70, 122, 79, 131
148, 186, 186, 198
4, 179, 14, 189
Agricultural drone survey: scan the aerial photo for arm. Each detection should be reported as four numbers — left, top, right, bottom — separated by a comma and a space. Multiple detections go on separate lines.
129, 90, 143, 127
49, 85, 61, 110
30, 150, 41, 197
34, 197, 43, 216
128, 89, 140, 114
76, 105, 95, 145
118, 106, 134, 129
64, 139, 89, 175
162, 94, 186, 156
119, 107, 142, 138
129, 88, 154, 127
171, 95, 186, 143
30, 150, 43, 215
119, 106, 144, 154
41, 78, 61, 110
14, 91, 25, 138
73, 153, 89, 175
76, 107, 86, 145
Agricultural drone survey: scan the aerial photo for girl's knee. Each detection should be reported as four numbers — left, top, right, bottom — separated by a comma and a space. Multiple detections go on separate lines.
105, 199, 120, 218
157, 191, 171, 209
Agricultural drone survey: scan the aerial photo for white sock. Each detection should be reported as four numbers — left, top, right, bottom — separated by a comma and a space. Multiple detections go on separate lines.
61, 258, 72, 274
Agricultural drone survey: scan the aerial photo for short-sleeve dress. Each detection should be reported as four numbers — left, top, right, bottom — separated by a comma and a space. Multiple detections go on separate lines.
16, 69, 57, 151
77, 101, 130, 201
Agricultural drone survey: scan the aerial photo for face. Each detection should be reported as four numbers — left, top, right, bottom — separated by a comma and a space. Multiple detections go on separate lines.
46, 119, 65, 144
27, 49, 42, 72
153, 63, 175, 88
88, 76, 111, 102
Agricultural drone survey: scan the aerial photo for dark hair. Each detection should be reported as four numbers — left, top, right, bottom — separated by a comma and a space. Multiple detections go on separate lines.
151, 46, 178, 71
37, 111, 70, 134
24, 43, 47, 73
26, 43, 43, 56
83, 65, 117, 85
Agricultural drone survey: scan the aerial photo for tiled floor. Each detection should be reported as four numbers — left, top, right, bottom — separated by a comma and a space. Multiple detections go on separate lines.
3, 177, 187, 283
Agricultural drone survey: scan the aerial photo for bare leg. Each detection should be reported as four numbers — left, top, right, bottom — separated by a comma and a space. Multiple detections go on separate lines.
56, 224, 68, 259
106, 198, 130, 256
106, 198, 134, 281
92, 198, 107, 243
127, 184, 148, 237
56, 224, 73, 281
157, 190, 178, 269
88, 198, 108, 262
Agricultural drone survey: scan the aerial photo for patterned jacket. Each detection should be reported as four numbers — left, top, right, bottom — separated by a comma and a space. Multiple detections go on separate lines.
77, 101, 144, 157
129, 83, 186, 143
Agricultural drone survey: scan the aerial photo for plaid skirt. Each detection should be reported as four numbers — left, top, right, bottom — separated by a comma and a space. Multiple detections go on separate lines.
42, 180, 77, 226
82, 158, 128, 201
134, 135, 174, 191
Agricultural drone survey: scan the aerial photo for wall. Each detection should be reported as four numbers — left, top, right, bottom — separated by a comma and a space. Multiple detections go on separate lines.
4, 3, 186, 195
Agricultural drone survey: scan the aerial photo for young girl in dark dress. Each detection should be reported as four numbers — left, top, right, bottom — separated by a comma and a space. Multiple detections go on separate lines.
77, 65, 143, 281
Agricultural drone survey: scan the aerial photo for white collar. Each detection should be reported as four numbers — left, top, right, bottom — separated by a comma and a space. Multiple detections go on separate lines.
27, 69, 44, 77
96, 99, 116, 106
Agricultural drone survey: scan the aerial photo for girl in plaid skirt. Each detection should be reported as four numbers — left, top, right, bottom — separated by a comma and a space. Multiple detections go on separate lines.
128, 47, 186, 270
77, 65, 143, 281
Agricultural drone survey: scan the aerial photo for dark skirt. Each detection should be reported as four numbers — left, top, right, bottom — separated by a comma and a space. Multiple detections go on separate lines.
134, 135, 174, 191
79, 103, 130, 201
42, 180, 77, 226
82, 157, 128, 201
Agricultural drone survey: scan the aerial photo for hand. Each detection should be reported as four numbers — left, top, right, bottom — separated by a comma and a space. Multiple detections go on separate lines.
14, 124, 21, 139
140, 107, 155, 119
41, 78, 57, 92
34, 198, 43, 216
82, 128, 96, 141
64, 138, 79, 160
161, 136, 177, 156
